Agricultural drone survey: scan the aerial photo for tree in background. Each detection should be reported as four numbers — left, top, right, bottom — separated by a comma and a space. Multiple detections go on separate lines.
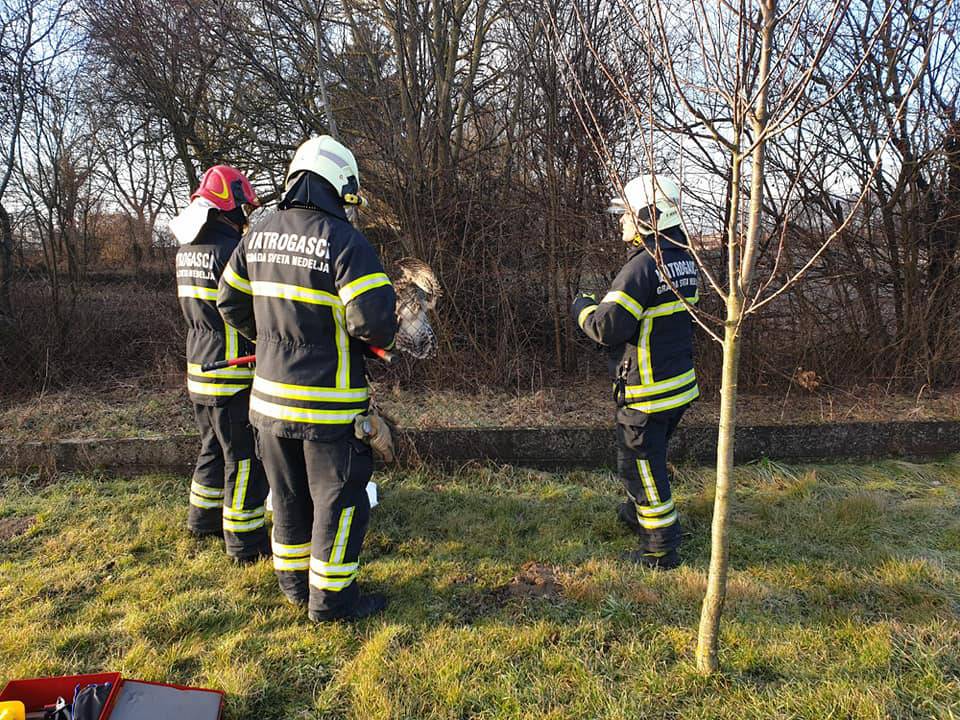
0, 0, 68, 318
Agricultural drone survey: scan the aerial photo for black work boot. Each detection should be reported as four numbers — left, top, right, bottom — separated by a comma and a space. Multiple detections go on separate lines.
229, 543, 271, 565
188, 526, 223, 540
617, 501, 642, 535
623, 548, 682, 570
277, 572, 309, 607
308, 593, 388, 623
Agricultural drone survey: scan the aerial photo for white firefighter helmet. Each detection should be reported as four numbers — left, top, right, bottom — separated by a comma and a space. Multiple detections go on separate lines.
285, 135, 365, 206
607, 174, 682, 235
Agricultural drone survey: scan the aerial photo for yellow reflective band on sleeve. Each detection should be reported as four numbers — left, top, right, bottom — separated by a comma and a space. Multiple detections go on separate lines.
627, 384, 700, 413
187, 363, 254, 379
178, 285, 218, 301
636, 498, 675, 518
250, 281, 341, 307
330, 507, 355, 564
191, 481, 224, 499
578, 304, 597, 328
252, 377, 369, 403
310, 557, 359, 576
249, 396, 363, 425
641, 292, 699, 318
637, 510, 678, 529
309, 572, 357, 592
339, 272, 392, 304
274, 556, 309, 571
636, 459, 661, 505
602, 290, 643, 319
231, 459, 251, 510
187, 379, 247, 397
223, 265, 252, 294
625, 369, 697, 399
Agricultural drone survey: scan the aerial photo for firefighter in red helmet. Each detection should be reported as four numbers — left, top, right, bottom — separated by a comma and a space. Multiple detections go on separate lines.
171, 165, 270, 563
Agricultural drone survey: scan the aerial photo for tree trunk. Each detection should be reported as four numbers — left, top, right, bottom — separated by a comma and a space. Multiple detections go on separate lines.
695, 295, 742, 674
0, 202, 13, 319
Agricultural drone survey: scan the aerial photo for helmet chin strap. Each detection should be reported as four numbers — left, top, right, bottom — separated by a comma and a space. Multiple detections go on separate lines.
626, 225, 654, 246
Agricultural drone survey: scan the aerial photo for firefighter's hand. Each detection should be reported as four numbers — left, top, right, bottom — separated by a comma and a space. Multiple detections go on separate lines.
571, 291, 597, 318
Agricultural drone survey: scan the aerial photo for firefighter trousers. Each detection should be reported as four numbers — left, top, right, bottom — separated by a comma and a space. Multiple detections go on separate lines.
188, 389, 270, 560
256, 431, 373, 615
616, 405, 687, 555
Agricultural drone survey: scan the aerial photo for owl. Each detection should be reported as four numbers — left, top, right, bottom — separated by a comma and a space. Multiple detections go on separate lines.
393, 257, 442, 359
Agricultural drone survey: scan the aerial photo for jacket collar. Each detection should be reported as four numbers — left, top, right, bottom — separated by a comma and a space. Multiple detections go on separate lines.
627, 226, 688, 258
279, 172, 348, 220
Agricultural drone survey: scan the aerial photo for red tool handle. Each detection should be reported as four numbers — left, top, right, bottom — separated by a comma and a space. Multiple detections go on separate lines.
200, 355, 256, 372
200, 348, 395, 373
369, 346, 398, 365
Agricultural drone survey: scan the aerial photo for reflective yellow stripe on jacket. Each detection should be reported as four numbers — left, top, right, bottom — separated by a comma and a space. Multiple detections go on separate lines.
249, 281, 352, 389
249, 396, 365, 425
338, 272, 391, 304
253, 377, 369, 403
178, 285, 218, 301
632, 292, 699, 412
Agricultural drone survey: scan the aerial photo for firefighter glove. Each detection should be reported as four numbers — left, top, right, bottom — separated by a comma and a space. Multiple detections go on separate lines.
354, 412, 395, 464
571, 292, 598, 327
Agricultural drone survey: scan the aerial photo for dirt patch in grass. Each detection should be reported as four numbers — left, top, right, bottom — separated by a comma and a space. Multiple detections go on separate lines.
0, 516, 33, 541
496, 561, 562, 600
2, 380, 960, 442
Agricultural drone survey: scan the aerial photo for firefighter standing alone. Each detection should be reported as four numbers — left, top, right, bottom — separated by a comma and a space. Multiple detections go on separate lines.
218, 136, 397, 621
572, 175, 699, 569
172, 166, 271, 563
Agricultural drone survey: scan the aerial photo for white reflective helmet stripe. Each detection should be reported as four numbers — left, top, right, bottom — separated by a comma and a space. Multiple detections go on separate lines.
611, 175, 683, 234
314, 148, 350, 168
284, 135, 360, 200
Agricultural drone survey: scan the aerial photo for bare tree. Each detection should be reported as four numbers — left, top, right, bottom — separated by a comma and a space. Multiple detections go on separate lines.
552, 0, 950, 673
0, 0, 68, 318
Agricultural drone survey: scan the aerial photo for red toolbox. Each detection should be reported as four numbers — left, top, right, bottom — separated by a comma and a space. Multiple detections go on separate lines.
0, 674, 224, 719
0, 673, 121, 719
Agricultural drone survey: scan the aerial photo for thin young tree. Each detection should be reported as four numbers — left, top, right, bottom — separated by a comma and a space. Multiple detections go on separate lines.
550, 0, 951, 673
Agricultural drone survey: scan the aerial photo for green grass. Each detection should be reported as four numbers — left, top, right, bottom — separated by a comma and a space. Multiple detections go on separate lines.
1, 459, 960, 719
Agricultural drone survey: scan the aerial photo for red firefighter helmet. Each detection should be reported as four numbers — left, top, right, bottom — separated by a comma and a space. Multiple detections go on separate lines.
191, 165, 260, 212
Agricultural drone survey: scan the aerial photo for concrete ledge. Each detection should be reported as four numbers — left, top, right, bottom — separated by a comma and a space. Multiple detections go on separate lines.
2, 421, 959, 475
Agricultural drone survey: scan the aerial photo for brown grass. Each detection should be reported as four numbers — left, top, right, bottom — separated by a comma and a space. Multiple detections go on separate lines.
1, 381, 959, 441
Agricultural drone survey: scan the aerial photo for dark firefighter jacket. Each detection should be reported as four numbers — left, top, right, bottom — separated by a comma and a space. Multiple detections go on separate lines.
571, 226, 699, 414
176, 219, 255, 406
217, 177, 397, 441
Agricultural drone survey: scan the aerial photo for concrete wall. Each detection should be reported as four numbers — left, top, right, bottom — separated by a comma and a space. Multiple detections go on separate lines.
2, 421, 959, 475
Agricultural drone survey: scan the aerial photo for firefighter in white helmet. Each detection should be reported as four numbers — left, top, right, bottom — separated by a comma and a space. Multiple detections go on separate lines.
218, 136, 397, 621
571, 175, 699, 569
